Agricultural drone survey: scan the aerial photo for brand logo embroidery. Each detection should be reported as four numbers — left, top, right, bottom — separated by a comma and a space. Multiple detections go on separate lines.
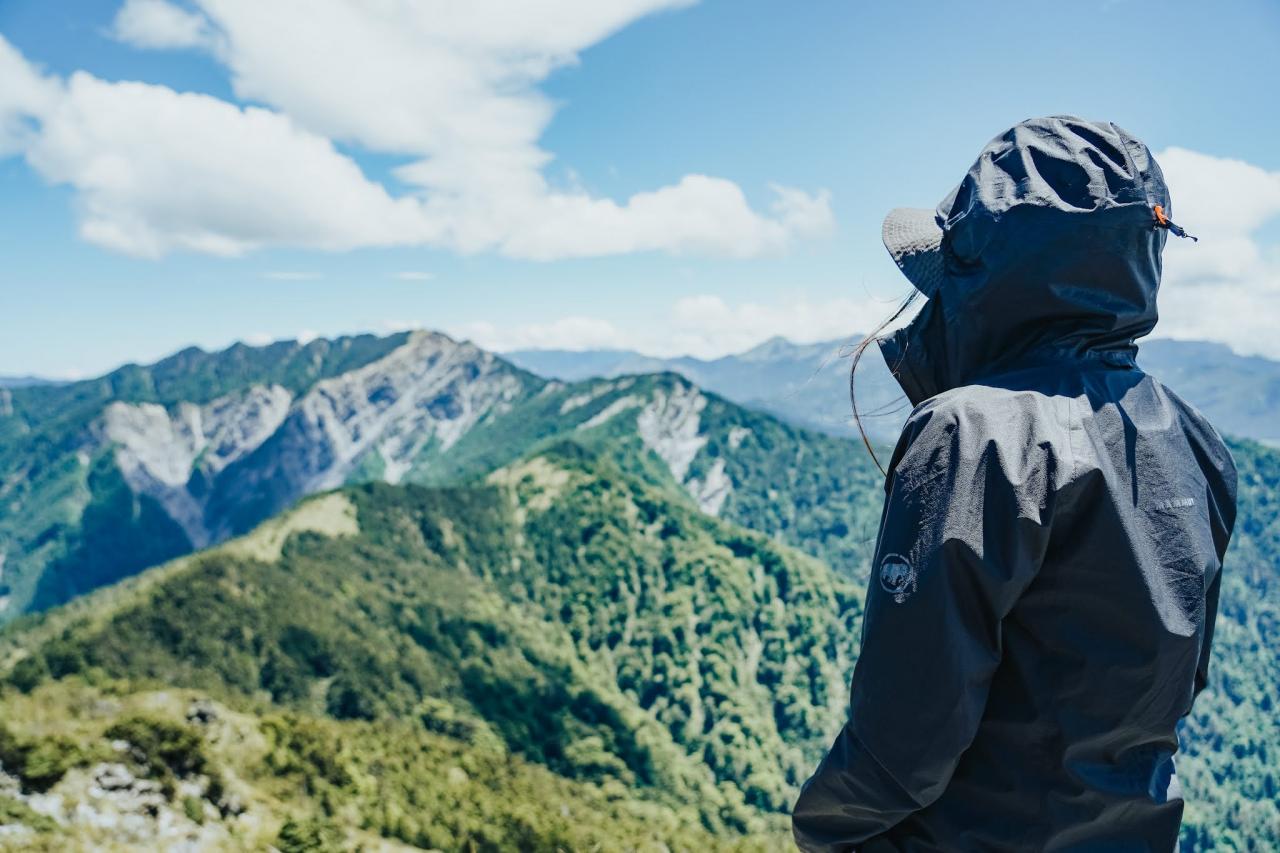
879, 553, 917, 604
1152, 497, 1195, 511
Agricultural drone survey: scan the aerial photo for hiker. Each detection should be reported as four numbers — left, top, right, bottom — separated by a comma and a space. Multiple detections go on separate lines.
792, 116, 1237, 852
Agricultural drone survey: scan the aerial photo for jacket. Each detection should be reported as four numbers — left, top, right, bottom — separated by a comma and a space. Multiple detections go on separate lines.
793, 117, 1238, 852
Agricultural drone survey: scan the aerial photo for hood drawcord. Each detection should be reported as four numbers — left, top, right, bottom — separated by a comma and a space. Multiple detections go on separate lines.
1153, 204, 1198, 242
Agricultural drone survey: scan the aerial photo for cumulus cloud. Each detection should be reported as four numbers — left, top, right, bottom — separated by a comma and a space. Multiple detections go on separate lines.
13, 66, 441, 257
0, 0, 832, 260
1156, 147, 1280, 357
111, 0, 218, 50
0, 37, 59, 157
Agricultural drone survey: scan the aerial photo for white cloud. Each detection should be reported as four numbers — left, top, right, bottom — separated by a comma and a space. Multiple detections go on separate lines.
1156, 147, 1280, 357
0, 37, 59, 157
111, 0, 217, 50
16, 66, 437, 258
0, 1, 832, 261
453, 294, 892, 358
393, 271, 434, 281
660, 294, 889, 358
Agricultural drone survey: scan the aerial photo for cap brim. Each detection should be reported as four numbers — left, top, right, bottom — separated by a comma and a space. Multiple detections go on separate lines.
882, 207, 945, 296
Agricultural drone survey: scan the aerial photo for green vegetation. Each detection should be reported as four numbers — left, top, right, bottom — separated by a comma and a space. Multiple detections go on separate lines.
104, 714, 217, 798
0, 334, 1275, 848
0, 680, 787, 852
0, 793, 58, 835
0, 723, 87, 793
0, 443, 856, 847
1177, 439, 1280, 848
0, 332, 410, 617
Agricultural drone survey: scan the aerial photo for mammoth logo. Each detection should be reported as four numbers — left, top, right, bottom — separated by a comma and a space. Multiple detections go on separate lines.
879, 553, 917, 604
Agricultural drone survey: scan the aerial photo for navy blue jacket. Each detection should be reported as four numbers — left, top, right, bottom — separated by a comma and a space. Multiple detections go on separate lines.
793, 117, 1238, 852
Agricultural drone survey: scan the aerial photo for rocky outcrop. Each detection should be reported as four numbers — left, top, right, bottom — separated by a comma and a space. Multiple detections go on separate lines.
204, 331, 529, 539
92, 331, 528, 549
687, 458, 732, 516
97, 384, 293, 546
637, 383, 708, 483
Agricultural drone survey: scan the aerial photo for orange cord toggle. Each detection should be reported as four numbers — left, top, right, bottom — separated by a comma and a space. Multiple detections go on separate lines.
1151, 203, 1197, 242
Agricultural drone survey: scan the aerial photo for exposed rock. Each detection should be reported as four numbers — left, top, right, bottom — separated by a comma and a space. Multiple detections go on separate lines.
687, 458, 732, 516
93, 331, 527, 551
577, 395, 641, 430
98, 400, 209, 545
560, 378, 634, 415
636, 384, 707, 483
208, 332, 527, 540
97, 384, 293, 547
6, 761, 236, 849
186, 699, 219, 727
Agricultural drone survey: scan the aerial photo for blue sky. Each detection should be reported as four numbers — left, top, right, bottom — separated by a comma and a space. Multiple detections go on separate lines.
2, 0, 1279, 378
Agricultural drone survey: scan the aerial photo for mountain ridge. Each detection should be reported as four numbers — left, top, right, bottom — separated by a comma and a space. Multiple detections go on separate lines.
1, 330, 890, 621
506, 334, 1280, 446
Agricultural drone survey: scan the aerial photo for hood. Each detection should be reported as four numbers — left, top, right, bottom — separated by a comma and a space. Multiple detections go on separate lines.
880, 116, 1172, 406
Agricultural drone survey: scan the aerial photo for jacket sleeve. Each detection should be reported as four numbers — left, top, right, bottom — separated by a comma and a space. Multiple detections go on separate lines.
1192, 565, 1221, 700
792, 398, 1058, 852
1193, 441, 1237, 701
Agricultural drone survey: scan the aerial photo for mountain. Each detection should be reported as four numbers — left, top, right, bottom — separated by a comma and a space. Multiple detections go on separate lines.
0, 443, 860, 849
0, 331, 531, 618
0, 437, 1276, 849
1137, 339, 1280, 445
506, 335, 1280, 447
0, 330, 1276, 848
508, 335, 904, 445
0, 331, 886, 623
0, 377, 57, 389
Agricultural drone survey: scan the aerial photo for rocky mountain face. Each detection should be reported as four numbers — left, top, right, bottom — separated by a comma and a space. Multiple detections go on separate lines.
97, 331, 533, 548
508, 334, 1280, 446
0, 331, 535, 617
0, 331, 886, 620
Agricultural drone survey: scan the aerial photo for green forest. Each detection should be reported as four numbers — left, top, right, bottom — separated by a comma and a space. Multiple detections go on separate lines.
0, 432, 1276, 849
0, 345, 1275, 850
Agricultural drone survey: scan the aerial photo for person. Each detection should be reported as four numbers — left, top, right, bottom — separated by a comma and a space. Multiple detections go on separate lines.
792, 116, 1237, 852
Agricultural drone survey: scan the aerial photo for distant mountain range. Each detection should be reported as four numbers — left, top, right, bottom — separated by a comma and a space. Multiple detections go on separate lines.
0, 376, 58, 389
0, 330, 1275, 848
507, 335, 1280, 447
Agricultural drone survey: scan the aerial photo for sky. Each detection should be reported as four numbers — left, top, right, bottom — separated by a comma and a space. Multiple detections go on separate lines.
1, 0, 1278, 379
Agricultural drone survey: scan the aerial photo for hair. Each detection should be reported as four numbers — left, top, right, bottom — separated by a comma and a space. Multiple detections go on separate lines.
848, 289, 921, 476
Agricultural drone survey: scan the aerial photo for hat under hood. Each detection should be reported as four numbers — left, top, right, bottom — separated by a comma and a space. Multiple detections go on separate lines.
879, 115, 1174, 406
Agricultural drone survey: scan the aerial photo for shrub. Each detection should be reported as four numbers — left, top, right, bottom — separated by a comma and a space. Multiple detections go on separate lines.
104, 715, 213, 798
276, 816, 344, 853
6, 655, 48, 694
0, 725, 83, 793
